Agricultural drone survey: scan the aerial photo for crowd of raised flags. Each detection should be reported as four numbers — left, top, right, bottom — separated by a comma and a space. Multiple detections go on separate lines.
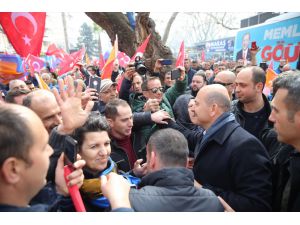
0, 12, 281, 91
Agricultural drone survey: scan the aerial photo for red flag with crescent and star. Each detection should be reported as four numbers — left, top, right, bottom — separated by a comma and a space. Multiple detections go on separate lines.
0, 12, 46, 57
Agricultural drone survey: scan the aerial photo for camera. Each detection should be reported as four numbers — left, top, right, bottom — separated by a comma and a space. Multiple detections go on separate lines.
133, 56, 147, 75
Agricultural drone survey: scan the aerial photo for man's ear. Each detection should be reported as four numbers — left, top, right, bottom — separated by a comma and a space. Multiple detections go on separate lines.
294, 111, 300, 129
1, 158, 23, 184
106, 118, 114, 128
210, 103, 218, 117
256, 82, 264, 92
149, 151, 157, 170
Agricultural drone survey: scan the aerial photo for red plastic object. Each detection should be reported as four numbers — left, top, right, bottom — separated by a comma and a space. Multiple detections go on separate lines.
64, 165, 86, 212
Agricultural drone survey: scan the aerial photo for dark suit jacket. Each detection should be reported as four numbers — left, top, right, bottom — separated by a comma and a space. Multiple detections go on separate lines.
193, 121, 272, 212
236, 49, 251, 61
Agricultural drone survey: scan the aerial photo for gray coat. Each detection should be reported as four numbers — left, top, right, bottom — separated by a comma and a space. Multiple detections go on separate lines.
129, 168, 224, 212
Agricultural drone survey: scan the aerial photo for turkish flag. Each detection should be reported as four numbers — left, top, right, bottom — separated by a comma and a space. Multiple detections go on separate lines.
46, 43, 69, 61
118, 51, 131, 68
0, 12, 46, 57
131, 34, 151, 61
99, 53, 105, 70
57, 47, 85, 76
175, 41, 184, 67
24, 54, 45, 74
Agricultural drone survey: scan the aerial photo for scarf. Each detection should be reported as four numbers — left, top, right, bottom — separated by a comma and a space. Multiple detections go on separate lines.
194, 112, 236, 157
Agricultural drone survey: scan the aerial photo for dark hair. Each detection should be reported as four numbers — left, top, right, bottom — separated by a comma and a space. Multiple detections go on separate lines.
0, 106, 33, 166
193, 70, 207, 84
73, 112, 110, 150
104, 98, 130, 120
87, 66, 96, 73
251, 66, 266, 89
147, 128, 188, 167
141, 76, 160, 91
273, 72, 300, 121
5, 89, 30, 103
22, 92, 34, 107
234, 65, 245, 73
25, 80, 33, 85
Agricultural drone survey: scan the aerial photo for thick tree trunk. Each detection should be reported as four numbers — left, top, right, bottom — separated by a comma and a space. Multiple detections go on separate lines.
85, 12, 136, 56
85, 12, 174, 72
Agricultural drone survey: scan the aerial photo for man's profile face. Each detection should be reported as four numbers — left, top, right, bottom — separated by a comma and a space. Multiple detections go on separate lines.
132, 75, 143, 93
109, 105, 133, 139
21, 110, 53, 201
190, 90, 211, 128
31, 95, 62, 133
235, 69, 257, 104
269, 88, 299, 145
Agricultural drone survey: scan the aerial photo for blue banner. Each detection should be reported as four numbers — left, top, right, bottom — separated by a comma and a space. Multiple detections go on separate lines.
234, 15, 300, 69
205, 37, 234, 53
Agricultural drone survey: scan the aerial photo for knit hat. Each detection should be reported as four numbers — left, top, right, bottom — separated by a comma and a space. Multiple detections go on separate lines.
100, 79, 117, 93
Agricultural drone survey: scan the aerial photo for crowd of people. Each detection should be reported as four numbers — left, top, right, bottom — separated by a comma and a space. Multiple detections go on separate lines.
0, 51, 300, 212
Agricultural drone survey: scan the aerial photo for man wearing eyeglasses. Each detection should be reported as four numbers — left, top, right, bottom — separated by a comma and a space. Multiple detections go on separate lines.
213, 71, 236, 100
132, 66, 187, 118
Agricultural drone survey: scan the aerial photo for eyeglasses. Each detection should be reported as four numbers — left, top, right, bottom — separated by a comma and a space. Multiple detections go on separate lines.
212, 81, 233, 86
147, 87, 164, 94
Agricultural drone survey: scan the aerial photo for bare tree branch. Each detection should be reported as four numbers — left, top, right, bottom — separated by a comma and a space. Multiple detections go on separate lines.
162, 12, 179, 45
206, 13, 239, 30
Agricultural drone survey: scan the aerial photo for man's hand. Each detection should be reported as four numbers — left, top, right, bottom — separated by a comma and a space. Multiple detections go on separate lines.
177, 66, 186, 81
52, 76, 94, 135
55, 153, 86, 196
250, 47, 260, 56
101, 173, 131, 209
82, 87, 98, 108
124, 66, 136, 80
153, 59, 163, 73
133, 159, 147, 177
218, 196, 235, 212
150, 110, 171, 124
144, 98, 160, 112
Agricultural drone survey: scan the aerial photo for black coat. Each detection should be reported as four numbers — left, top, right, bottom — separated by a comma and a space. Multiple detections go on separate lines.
272, 146, 300, 211
193, 121, 272, 212
129, 168, 224, 212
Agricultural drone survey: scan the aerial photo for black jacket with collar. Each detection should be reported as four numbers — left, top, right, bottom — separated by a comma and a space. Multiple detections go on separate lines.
129, 168, 223, 212
192, 120, 272, 212
231, 94, 272, 139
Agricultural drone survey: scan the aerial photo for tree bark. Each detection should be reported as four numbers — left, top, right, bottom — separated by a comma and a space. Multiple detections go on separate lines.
85, 12, 174, 72
86, 12, 136, 56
